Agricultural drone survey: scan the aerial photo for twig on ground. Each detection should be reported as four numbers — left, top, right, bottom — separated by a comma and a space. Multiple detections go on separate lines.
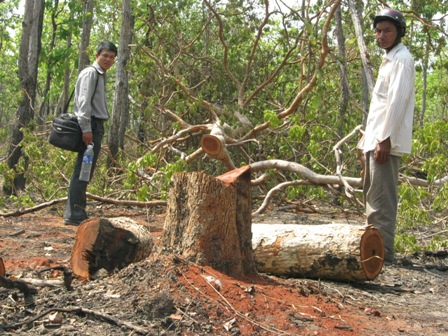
0, 195, 166, 217
0, 307, 152, 334
0, 276, 37, 296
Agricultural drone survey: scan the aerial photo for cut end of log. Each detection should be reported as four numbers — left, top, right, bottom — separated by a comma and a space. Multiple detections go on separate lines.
71, 217, 153, 279
360, 226, 384, 280
201, 134, 222, 156
0, 257, 5, 276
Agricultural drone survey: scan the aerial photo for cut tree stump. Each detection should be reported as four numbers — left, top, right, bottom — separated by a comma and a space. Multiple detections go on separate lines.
162, 166, 257, 276
71, 217, 153, 279
252, 223, 384, 281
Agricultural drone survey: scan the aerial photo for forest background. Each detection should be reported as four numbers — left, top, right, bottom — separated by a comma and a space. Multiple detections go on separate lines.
0, 0, 447, 255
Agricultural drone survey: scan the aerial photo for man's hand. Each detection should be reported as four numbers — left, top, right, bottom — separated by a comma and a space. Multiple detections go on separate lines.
82, 132, 93, 145
374, 137, 391, 164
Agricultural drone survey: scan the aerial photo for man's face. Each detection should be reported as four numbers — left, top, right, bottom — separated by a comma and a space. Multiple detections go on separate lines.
96, 49, 116, 72
375, 20, 398, 51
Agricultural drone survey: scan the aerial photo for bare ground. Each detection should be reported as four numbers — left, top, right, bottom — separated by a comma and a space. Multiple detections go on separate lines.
0, 204, 447, 335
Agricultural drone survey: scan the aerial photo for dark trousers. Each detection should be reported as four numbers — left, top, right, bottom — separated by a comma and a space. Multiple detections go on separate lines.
64, 119, 104, 223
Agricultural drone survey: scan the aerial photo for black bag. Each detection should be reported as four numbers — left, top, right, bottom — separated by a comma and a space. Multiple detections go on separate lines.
48, 114, 85, 152
48, 66, 100, 152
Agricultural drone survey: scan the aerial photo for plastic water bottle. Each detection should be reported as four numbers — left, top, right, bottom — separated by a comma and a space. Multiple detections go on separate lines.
79, 144, 94, 182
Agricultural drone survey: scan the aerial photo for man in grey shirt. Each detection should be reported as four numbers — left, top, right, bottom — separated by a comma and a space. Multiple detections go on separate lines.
64, 41, 117, 225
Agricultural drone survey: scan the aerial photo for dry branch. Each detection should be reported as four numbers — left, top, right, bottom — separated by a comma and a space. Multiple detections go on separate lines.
201, 123, 236, 170
0, 276, 38, 296
18, 278, 65, 287
250, 160, 363, 187
0, 194, 166, 217
0, 307, 151, 334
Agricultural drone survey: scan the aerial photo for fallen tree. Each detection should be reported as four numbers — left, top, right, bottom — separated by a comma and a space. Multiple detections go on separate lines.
252, 223, 384, 281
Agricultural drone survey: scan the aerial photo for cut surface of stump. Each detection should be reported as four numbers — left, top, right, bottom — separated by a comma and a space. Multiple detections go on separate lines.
162, 167, 256, 276
252, 223, 383, 281
71, 217, 153, 279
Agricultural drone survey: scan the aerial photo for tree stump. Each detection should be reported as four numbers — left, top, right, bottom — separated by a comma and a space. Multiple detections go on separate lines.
252, 223, 384, 281
71, 217, 153, 279
162, 166, 257, 276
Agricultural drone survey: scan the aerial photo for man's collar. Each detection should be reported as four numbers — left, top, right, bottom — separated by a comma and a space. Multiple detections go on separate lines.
384, 43, 404, 60
92, 62, 105, 75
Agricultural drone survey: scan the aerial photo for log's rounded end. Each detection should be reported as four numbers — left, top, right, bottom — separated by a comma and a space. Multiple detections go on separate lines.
201, 134, 222, 156
71, 218, 100, 279
360, 226, 384, 280
0, 257, 5, 276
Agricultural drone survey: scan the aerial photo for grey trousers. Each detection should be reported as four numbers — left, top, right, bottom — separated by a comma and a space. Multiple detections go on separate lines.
64, 119, 105, 223
363, 151, 401, 262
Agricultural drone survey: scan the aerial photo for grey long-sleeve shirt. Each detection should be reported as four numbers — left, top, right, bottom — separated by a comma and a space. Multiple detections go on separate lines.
74, 62, 109, 133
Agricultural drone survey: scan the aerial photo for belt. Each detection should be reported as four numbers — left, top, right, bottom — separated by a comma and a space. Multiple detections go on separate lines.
91, 116, 107, 121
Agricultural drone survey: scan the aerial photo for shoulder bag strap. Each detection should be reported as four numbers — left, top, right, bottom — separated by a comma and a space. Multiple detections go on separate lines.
62, 66, 100, 114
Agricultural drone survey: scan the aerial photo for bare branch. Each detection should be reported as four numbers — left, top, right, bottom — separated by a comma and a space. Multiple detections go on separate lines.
278, 0, 342, 118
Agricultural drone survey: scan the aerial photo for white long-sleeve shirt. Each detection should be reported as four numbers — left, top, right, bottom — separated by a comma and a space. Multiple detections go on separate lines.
363, 43, 415, 156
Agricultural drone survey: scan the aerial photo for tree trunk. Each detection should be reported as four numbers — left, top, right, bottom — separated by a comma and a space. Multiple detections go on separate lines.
4, 0, 44, 195
252, 224, 384, 281
38, 0, 59, 125
108, 0, 133, 167
71, 217, 153, 279
334, 7, 349, 139
78, 0, 94, 72
162, 166, 257, 276
348, 0, 374, 94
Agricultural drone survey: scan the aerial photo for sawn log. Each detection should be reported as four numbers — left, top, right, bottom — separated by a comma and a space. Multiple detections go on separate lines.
252, 223, 384, 281
71, 217, 153, 279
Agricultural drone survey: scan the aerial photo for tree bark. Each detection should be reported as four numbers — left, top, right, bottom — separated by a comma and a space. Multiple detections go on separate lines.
162, 167, 257, 276
108, 0, 133, 167
4, 0, 44, 194
0, 257, 5, 276
347, 0, 374, 95
78, 0, 94, 72
71, 217, 153, 279
252, 223, 384, 281
201, 122, 235, 170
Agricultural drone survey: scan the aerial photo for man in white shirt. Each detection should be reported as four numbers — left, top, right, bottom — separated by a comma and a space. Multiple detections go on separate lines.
363, 8, 415, 264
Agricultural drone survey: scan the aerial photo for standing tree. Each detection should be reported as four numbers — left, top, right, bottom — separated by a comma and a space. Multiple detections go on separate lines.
78, 0, 94, 72
107, 0, 134, 168
3, 0, 44, 194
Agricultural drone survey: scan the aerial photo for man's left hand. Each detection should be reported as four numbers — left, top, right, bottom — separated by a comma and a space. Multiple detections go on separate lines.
374, 138, 391, 164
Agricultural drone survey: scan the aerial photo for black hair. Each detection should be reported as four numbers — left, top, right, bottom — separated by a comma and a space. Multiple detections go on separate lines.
96, 42, 118, 56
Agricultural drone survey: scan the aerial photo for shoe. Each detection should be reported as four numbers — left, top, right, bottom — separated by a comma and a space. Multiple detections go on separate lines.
64, 219, 82, 226
383, 258, 395, 266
